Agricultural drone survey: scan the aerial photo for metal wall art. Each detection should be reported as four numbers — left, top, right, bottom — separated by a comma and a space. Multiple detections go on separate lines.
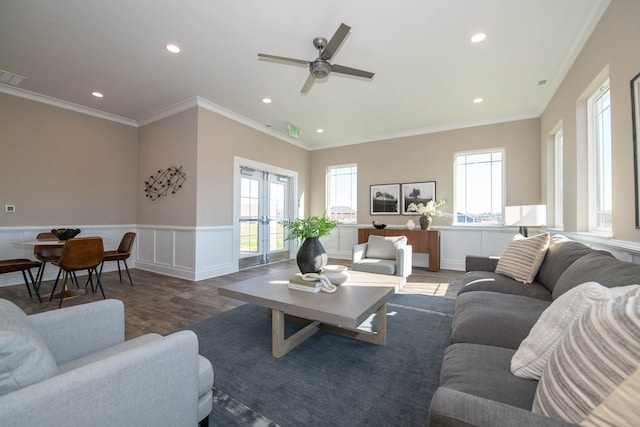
144, 166, 186, 201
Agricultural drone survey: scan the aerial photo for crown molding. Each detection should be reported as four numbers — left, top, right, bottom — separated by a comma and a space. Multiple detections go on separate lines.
0, 84, 137, 127
311, 113, 540, 150
136, 97, 199, 127
535, 0, 612, 114
1, 84, 540, 151
194, 97, 310, 150
137, 96, 310, 149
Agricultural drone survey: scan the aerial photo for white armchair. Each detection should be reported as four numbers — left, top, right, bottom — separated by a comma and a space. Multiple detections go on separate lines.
0, 298, 213, 427
352, 235, 412, 277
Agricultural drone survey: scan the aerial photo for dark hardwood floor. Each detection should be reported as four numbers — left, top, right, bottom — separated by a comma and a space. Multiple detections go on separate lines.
0, 260, 464, 340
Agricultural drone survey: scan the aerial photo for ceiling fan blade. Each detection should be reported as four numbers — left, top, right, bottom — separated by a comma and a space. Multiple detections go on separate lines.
331, 64, 375, 79
321, 23, 351, 60
258, 53, 310, 67
301, 73, 316, 93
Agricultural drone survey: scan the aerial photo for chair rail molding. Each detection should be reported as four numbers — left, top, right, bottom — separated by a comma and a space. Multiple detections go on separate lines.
4, 224, 640, 287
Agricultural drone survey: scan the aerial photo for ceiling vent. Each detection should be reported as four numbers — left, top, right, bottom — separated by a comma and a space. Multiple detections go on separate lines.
0, 70, 26, 86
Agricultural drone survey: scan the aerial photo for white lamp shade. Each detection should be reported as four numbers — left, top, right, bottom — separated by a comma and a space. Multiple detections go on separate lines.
505, 205, 547, 226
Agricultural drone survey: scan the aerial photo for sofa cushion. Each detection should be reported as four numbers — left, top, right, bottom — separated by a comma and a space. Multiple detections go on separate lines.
534, 234, 595, 292
439, 343, 539, 410
351, 258, 397, 275
450, 291, 550, 349
552, 251, 640, 299
458, 271, 552, 300
495, 233, 550, 284
511, 282, 640, 380
532, 292, 640, 425
365, 235, 406, 260
0, 299, 60, 395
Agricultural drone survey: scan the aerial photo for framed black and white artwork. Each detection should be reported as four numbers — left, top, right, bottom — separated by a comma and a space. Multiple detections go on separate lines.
401, 181, 436, 214
370, 184, 400, 215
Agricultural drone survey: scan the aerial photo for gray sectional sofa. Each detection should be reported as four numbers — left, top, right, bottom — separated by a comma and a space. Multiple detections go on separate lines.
428, 234, 640, 426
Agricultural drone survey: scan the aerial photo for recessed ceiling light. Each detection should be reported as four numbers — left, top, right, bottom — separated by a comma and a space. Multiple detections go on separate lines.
262, 98, 272, 104
92, 91, 104, 98
166, 44, 181, 54
317, 129, 324, 133
471, 33, 486, 43
473, 97, 484, 104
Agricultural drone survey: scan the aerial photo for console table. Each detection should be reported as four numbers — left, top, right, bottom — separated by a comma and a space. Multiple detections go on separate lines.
358, 228, 441, 272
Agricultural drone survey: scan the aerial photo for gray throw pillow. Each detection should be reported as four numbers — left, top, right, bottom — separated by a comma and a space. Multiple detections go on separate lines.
0, 299, 60, 395
366, 235, 406, 260
552, 251, 640, 299
534, 234, 594, 292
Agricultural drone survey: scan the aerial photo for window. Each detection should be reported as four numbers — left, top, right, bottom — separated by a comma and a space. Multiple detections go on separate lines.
326, 164, 357, 223
588, 81, 612, 232
454, 150, 504, 224
554, 129, 564, 229
240, 177, 259, 252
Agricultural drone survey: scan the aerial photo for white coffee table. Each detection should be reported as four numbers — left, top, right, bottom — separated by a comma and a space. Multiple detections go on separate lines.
218, 269, 405, 358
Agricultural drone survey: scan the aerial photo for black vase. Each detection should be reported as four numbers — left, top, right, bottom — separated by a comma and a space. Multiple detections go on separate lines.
296, 237, 328, 274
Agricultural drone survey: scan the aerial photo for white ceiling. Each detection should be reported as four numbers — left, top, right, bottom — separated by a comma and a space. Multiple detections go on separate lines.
0, 0, 610, 150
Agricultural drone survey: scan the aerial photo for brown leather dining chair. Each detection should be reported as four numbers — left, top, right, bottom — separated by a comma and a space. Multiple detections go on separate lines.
100, 232, 136, 286
50, 237, 105, 307
33, 232, 63, 291
0, 259, 42, 302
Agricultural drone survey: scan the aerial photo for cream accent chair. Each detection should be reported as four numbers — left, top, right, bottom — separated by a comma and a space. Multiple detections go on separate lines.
352, 235, 412, 277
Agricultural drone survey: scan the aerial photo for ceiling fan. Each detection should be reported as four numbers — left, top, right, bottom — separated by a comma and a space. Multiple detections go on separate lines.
258, 23, 375, 94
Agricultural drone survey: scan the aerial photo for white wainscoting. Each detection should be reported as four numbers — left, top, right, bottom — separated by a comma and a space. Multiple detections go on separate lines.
322, 224, 517, 270
0, 225, 137, 287
136, 225, 236, 281
323, 224, 640, 272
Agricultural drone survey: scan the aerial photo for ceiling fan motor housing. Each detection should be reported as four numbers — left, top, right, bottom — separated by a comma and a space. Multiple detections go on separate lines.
310, 59, 330, 79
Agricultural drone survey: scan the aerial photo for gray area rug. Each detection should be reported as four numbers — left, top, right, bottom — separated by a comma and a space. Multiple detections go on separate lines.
183, 293, 455, 427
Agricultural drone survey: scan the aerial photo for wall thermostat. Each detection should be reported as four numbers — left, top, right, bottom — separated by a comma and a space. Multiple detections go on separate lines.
5, 205, 15, 213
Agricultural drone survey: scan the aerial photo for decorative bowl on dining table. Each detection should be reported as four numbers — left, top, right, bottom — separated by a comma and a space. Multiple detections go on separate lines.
50, 228, 81, 240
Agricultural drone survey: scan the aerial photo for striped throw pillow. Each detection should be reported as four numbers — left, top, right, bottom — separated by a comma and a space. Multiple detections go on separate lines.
511, 283, 640, 380
532, 292, 640, 425
495, 233, 550, 284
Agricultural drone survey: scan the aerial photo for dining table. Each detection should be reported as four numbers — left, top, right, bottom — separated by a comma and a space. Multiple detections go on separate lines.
12, 237, 105, 302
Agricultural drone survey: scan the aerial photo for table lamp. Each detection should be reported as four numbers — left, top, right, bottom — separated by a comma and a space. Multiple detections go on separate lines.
504, 205, 547, 237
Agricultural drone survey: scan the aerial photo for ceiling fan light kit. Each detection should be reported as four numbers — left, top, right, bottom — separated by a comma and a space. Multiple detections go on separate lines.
258, 23, 374, 94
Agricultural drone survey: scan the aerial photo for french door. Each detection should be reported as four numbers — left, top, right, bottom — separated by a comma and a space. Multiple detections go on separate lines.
238, 167, 290, 269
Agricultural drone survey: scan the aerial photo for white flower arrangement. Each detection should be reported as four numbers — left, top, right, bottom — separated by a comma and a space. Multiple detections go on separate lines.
406, 200, 450, 217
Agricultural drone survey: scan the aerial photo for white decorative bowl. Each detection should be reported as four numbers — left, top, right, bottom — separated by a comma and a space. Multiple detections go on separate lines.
322, 265, 350, 285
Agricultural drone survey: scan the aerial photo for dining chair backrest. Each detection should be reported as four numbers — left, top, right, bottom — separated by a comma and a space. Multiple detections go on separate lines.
59, 237, 104, 271
117, 232, 136, 255
34, 232, 62, 259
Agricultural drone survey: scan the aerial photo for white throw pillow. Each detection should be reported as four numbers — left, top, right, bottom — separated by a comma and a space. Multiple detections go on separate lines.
0, 299, 60, 395
532, 291, 640, 425
495, 233, 550, 284
511, 282, 640, 379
